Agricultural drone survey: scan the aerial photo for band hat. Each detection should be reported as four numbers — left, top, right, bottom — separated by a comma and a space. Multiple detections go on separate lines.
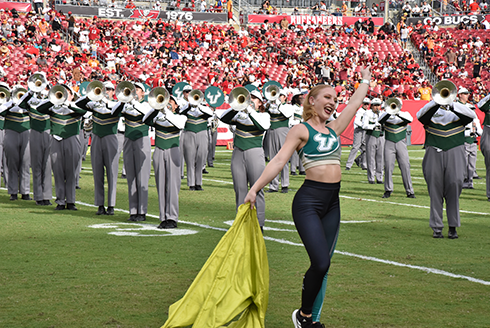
363, 97, 371, 104
134, 82, 145, 91
458, 87, 470, 94
103, 81, 115, 89
279, 89, 288, 96
182, 85, 192, 91
371, 98, 382, 105
250, 90, 264, 102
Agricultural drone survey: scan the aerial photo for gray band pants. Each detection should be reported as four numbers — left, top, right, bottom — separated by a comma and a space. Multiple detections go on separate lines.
4, 129, 30, 195
345, 128, 366, 169
481, 125, 490, 198
123, 136, 151, 215
153, 146, 181, 222
365, 134, 384, 183
231, 147, 266, 227
290, 149, 304, 173
182, 130, 208, 187
268, 126, 289, 190
207, 129, 217, 166
92, 134, 120, 207
30, 129, 52, 201
51, 135, 81, 205
384, 139, 414, 194
422, 145, 465, 232
463, 142, 478, 188
0, 129, 8, 186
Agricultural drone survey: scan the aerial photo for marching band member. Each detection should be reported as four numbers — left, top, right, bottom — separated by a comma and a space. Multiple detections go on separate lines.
458, 88, 482, 190
289, 91, 305, 176
37, 85, 87, 210
143, 94, 187, 229
345, 98, 369, 170
477, 91, 490, 200
378, 98, 415, 198
362, 98, 385, 184
112, 82, 152, 222
417, 82, 475, 239
266, 89, 293, 193
0, 86, 32, 201
76, 81, 124, 216
179, 89, 213, 191
23, 74, 53, 205
206, 108, 219, 169
0, 82, 8, 187
178, 85, 191, 179
220, 89, 271, 229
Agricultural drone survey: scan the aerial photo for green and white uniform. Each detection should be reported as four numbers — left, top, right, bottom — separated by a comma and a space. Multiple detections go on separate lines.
143, 107, 187, 223
0, 97, 31, 196
476, 94, 490, 198
289, 103, 304, 173
417, 100, 475, 233
220, 106, 271, 227
362, 109, 384, 183
37, 99, 87, 206
379, 110, 414, 195
462, 102, 482, 189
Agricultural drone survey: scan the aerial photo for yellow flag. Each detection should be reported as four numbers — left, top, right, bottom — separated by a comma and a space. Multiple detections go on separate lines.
162, 204, 269, 328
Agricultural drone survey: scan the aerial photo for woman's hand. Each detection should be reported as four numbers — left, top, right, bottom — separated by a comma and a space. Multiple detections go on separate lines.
243, 190, 257, 210
360, 64, 372, 81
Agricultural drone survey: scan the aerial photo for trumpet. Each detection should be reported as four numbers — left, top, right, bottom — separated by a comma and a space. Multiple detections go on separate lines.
86, 80, 106, 102
385, 97, 403, 115
228, 87, 251, 111
48, 85, 68, 106
115, 81, 136, 103
12, 86, 27, 102
433, 80, 457, 106
148, 87, 170, 110
189, 89, 204, 107
28, 72, 48, 93
0, 86, 10, 104
264, 84, 280, 102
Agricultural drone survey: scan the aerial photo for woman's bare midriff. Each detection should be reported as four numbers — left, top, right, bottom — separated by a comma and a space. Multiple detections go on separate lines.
305, 164, 342, 183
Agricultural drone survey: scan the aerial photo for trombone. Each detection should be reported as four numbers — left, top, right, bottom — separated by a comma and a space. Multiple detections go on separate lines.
48, 85, 68, 106
115, 81, 136, 103
433, 80, 457, 106
385, 97, 403, 115
148, 87, 170, 111
189, 89, 204, 107
228, 87, 251, 111
27, 72, 48, 93
86, 80, 106, 102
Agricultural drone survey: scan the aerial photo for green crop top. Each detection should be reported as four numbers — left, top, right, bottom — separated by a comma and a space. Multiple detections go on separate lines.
298, 122, 341, 170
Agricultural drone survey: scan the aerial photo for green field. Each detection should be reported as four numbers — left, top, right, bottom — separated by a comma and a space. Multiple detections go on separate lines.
1, 146, 489, 328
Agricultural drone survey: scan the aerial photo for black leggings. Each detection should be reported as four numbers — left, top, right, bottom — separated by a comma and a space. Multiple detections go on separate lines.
292, 180, 341, 317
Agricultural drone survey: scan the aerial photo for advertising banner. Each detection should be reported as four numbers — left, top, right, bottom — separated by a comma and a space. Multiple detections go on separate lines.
0, 1, 32, 12
55, 5, 228, 22
406, 14, 489, 27
248, 14, 384, 26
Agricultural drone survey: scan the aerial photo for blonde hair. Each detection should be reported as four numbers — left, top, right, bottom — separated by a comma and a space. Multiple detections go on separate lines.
302, 85, 334, 122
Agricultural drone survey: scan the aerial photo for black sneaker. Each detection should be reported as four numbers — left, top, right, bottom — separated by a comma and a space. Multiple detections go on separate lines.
292, 309, 313, 328
407, 193, 416, 198
299, 171, 306, 175
474, 175, 482, 180
10, 194, 17, 201
266, 189, 278, 193
382, 191, 391, 198
44, 200, 52, 206
36, 200, 44, 205
189, 186, 196, 191
448, 227, 458, 239
291, 171, 298, 175
67, 203, 78, 210
55, 204, 66, 210
202, 169, 209, 174
135, 214, 146, 221
128, 214, 138, 221
96, 206, 106, 215
281, 187, 289, 193
106, 206, 114, 215
345, 167, 350, 171
158, 220, 178, 229
21, 194, 32, 200
195, 185, 203, 191
433, 231, 444, 239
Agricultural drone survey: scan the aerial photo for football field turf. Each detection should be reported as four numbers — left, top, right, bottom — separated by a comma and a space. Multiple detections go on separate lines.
1, 146, 489, 327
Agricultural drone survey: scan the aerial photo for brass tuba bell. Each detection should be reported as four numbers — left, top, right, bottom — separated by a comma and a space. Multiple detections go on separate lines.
264, 84, 280, 102
433, 80, 457, 106
189, 89, 204, 107
115, 81, 136, 103
12, 86, 27, 102
0, 86, 11, 104
148, 87, 170, 110
48, 85, 68, 106
385, 97, 403, 115
86, 80, 106, 102
28, 73, 48, 93
228, 87, 251, 111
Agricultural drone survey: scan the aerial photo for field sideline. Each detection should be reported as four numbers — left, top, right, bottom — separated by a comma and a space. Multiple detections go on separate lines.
1, 146, 489, 328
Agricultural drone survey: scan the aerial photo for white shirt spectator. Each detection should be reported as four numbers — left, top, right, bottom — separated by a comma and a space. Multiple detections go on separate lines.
154, 1, 162, 10
200, 0, 207, 12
